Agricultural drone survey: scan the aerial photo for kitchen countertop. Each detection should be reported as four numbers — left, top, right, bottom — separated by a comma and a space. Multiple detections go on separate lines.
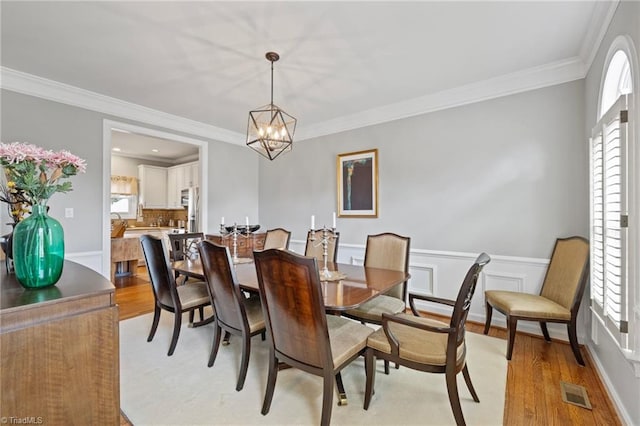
124, 226, 176, 231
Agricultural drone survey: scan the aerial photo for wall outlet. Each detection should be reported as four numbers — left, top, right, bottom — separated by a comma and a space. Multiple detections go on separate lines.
65, 208, 74, 218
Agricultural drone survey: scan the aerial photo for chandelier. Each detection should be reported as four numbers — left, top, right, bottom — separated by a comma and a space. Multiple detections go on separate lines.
246, 52, 297, 161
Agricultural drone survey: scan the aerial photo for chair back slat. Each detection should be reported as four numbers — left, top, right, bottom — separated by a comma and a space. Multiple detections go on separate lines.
198, 241, 247, 331
254, 249, 331, 369
364, 233, 410, 300
540, 237, 590, 310
304, 230, 340, 262
140, 234, 179, 309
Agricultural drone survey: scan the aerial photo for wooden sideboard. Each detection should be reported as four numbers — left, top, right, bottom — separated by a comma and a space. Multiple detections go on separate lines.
206, 232, 266, 258
0, 261, 120, 425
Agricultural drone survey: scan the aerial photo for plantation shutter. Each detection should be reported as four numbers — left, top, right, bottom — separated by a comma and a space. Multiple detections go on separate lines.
590, 94, 629, 345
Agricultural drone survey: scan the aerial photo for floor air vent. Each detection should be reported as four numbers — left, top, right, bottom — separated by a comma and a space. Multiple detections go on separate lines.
560, 381, 592, 410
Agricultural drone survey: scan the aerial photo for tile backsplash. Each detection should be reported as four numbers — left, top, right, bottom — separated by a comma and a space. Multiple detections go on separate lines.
125, 208, 188, 228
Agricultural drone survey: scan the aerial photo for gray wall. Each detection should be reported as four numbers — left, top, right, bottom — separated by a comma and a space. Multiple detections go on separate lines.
258, 80, 588, 259
583, 1, 640, 424
0, 89, 259, 253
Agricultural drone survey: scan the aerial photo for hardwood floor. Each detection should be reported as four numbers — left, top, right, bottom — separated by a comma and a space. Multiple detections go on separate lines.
115, 267, 621, 425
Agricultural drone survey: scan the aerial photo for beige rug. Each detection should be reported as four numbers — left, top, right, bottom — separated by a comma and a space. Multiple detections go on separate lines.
120, 312, 506, 425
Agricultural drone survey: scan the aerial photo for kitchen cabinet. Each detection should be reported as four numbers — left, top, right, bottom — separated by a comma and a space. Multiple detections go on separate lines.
138, 165, 167, 208
166, 161, 199, 208
123, 227, 171, 265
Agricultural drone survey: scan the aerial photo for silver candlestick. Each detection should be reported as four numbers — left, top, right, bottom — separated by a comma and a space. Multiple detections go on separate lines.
309, 225, 338, 280
220, 223, 250, 262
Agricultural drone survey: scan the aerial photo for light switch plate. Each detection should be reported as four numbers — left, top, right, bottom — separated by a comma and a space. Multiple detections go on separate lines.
65, 208, 74, 218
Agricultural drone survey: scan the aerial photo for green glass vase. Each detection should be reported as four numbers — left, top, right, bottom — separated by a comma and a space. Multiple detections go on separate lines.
12, 203, 65, 288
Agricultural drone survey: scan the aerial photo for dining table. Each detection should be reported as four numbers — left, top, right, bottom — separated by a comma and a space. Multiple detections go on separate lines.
171, 257, 410, 311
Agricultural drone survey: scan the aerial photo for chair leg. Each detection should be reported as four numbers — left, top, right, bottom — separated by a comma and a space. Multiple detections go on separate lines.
320, 374, 334, 426
236, 334, 251, 391
540, 322, 551, 342
364, 349, 376, 410
506, 317, 518, 360
384, 360, 390, 375
222, 331, 231, 346
261, 330, 266, 341
208, 324, 223, 367
483, 302, 492, 335
199, 306, 204, 321
168, 312, 182, 356
188, 310, 194, 325
462, 364, 479, 403
335, 372, 347, 406
147, 306, 161, 342
261, 350, 279, 416
567, 320, 585, 366
445, 367, 466, 426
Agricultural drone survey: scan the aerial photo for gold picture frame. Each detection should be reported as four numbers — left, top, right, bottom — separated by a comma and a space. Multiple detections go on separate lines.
336, 149, 378, 218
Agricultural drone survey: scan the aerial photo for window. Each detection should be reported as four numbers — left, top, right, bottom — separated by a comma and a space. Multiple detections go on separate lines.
110, 175, 138, 220
591, 41, 635, 351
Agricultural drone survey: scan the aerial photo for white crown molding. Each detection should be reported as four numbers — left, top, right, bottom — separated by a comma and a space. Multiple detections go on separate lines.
0, 67, 246, 145
1, 55, 585, 144
580, 0, 620, 74
295, 57, 586, 141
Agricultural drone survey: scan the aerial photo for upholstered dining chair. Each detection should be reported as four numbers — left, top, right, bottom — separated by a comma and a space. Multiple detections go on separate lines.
483, 236, 589, 365
305, 229, 340, 262
140, 234, 213, 356
197, 240, 266, 391
342, 232, 410, 373
262, 228, 291, 250
253, 248, 374, 426
364, 253, 491, 426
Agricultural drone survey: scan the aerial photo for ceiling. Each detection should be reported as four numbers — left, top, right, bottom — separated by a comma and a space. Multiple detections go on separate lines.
1, 1, 616, 149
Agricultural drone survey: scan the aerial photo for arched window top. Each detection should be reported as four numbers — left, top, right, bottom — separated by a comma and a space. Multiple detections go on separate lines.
599, 46, 633, 119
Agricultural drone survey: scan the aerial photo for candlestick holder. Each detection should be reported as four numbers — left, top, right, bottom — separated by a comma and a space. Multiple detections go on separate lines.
309, 226, 345, 281
220, 223, 252, 263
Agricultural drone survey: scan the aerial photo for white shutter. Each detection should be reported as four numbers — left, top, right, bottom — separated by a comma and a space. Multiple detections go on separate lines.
590, 94, 629, 345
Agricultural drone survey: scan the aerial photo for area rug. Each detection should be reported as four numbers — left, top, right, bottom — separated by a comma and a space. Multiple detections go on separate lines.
120, 312, 506, 425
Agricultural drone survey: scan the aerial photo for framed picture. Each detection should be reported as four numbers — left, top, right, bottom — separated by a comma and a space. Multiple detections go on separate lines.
337, 149, 378, 218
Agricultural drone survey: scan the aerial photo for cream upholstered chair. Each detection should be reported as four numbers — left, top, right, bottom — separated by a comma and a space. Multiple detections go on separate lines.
254, 248, 373, 426
262, 228, 291, 250
343, 233, 410, 324
304, 229, 340, 262
364, 253, 491, 426
483, 236, 589, 365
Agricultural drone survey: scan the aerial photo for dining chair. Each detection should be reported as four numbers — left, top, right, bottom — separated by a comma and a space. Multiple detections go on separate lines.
253, 248, 374, 426
304, 229, 340, 262
168, 232, 204, 261
483, 236, 589, 365
168, 232, 204, 284
140, 234, 213, 356
197, 240, 266, 391
342, 232, 410, 373
364, 253, 491, 426
262, 228, 291, 250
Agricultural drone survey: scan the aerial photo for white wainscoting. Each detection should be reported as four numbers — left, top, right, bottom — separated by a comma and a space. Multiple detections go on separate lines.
289, 240, 583, 342
65, 251, 107, 278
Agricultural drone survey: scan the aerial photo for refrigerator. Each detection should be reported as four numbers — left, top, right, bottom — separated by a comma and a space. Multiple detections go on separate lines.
180, 187, 199, 232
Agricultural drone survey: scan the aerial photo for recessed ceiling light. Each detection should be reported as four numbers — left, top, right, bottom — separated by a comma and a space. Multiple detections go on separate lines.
112, 147, 121, 152
151, 149, 159, 153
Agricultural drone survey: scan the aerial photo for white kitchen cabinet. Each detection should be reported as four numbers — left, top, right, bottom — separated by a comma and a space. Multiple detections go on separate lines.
138, 165, 167, 208
166, 167, 180, 208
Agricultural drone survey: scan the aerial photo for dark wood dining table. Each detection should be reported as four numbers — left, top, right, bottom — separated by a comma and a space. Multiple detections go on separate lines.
171, 258, 410, 311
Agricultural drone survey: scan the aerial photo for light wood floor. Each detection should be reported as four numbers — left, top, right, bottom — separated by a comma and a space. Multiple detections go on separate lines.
115, 267, 621, 425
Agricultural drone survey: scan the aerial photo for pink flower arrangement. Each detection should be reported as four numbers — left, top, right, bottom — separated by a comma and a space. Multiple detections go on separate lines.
0, 142, 87, 215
